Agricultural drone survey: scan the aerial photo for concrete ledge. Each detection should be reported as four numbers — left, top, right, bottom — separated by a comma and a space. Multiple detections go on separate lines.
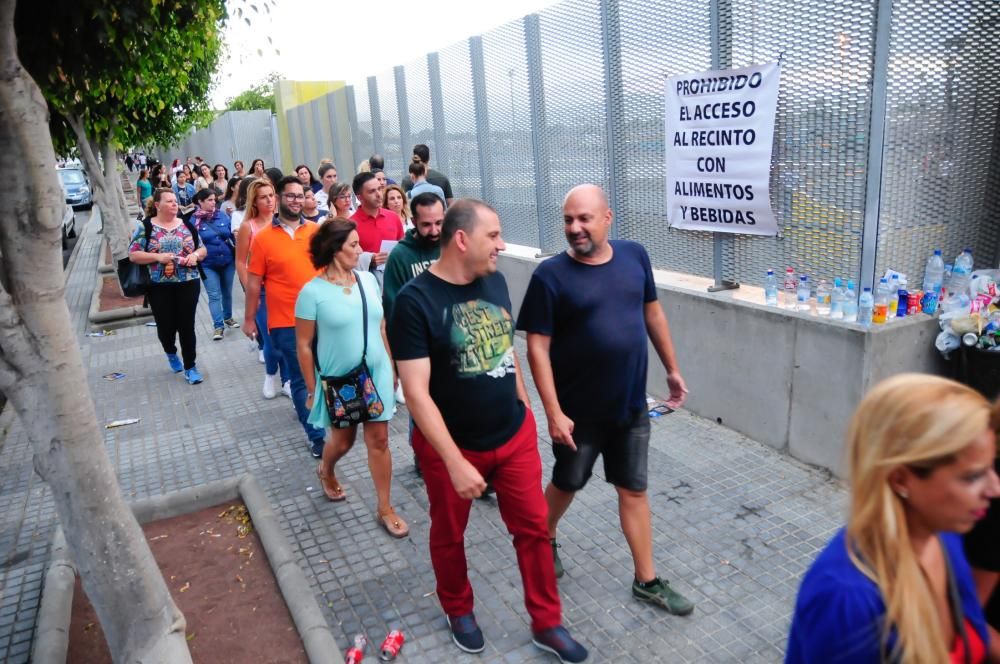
33, 474, 342, 664
499, 250, 946, 477
87, 272, 153, 328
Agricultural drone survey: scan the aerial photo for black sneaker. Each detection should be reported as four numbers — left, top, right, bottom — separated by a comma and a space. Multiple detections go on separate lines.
448, 613, 485, 653
632, 577, 695, 615
532, 625, 588, 663
551, 539, 564, 579
310, 439, 324, 459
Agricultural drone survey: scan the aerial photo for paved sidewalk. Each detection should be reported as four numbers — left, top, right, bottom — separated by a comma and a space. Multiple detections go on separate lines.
0, 215, 846, 662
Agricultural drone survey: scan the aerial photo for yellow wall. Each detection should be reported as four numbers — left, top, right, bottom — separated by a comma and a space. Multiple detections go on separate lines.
274, 80, 345, 172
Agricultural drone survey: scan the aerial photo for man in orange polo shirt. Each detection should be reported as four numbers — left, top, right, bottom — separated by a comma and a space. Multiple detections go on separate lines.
350, 171, 404, 272
243, 176, 326, 458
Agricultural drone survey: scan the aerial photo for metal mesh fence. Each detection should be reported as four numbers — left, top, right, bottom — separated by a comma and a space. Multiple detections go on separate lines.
257, 0, 1000, 292
875, 0, 1000, 281
155, 110, 274, 176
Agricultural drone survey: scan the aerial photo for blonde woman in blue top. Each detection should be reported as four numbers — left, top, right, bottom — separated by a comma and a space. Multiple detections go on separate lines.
295, 218, 407, 538
787, 374, 999, 664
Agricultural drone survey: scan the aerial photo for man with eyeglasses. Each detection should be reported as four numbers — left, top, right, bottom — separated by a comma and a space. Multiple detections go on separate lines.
243, 176, 326, 458
313, 163, 339, 210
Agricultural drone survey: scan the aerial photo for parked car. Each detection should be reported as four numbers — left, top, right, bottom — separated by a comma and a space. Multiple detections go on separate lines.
61, 204, 76, 250
57, 167, 92, 210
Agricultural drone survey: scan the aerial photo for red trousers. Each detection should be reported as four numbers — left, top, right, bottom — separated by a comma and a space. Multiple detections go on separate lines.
413, 409, 562, 632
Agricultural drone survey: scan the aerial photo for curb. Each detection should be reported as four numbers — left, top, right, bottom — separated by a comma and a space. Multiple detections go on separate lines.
33, 474, 342, 664
87, 272, 153, 328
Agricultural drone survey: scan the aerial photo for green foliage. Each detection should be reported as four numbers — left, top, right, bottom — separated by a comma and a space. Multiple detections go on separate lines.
15, 0, 230, 151
225, 78, 277, 113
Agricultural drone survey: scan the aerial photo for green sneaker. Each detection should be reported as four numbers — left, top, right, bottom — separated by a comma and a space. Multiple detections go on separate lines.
632, 577, 694, 615
551, 539, 564, 578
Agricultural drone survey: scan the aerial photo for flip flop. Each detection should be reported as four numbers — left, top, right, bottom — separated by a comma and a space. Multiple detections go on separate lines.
316, 465, 346, 502
375, 506, 409, 539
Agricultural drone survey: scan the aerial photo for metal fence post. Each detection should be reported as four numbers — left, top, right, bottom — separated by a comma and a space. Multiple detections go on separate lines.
708, 0, 739, 292
394, 65, 412, 162
311, 99, 325, 165
270, 113, 282, 168
600, 0, 624, 240
368, 76, 384, 157
469, 36, 497, 205
345, 85, 362, 174
427, 52, 449, 171
859, 0, 894, 292
524, 14, 555, 251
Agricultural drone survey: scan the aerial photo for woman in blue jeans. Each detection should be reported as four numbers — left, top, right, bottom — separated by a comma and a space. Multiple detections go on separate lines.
190, 188, 238, 340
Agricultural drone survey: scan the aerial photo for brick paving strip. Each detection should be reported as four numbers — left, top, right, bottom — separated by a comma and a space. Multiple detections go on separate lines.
0, 197, 847, 663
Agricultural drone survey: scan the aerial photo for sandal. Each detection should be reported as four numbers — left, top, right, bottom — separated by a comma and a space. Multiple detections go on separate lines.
375, 506, 409, 539
316, 465, 346, 502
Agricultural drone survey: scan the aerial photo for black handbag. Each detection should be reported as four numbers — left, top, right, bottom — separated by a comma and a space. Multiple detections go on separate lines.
314, 270, 385, 429
117, 219, 153, 297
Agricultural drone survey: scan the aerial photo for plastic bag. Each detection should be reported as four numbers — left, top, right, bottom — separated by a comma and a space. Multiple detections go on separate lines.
936, 330, 961, 356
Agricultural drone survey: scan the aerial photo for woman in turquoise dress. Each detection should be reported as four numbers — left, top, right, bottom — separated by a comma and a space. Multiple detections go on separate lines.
295, 218, 408, 538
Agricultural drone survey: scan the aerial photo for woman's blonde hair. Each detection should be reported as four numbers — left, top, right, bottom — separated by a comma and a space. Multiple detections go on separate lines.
846, 373, 989, 664
245, 178, 275, 222
383, 184, 411, 221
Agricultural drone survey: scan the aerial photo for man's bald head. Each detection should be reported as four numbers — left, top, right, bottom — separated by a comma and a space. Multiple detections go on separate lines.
562, 184, 613, 260
562, 184, 609, 211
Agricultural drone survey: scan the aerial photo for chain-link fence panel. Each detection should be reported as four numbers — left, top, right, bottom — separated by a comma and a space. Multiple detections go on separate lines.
480, 20, 539, 248
875, 0, 1000, 282
351, 78, 375, 173
724, 0, 877, 287
613, 0, 714, 276
536, 0, 610, 251
437, 42, 481, 201
156, 111, 274, 178
375, 69, 405, 179
403, 56, 435, 180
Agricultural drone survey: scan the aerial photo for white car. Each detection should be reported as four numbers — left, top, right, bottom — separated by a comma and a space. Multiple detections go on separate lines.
62, 204, 76, 250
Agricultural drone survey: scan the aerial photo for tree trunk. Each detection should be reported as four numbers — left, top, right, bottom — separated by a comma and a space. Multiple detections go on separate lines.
69, 120, 131, 260
0, 2, 191, 662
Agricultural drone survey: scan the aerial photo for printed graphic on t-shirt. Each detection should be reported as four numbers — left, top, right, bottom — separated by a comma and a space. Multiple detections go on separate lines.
450, 299, 514, 378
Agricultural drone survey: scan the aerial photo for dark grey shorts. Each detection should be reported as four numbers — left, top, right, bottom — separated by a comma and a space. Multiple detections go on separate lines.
550, 411, 650, 492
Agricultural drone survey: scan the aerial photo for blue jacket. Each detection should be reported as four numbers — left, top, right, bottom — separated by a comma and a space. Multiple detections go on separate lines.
786, 528, 988, 663
193, 211, 234, 269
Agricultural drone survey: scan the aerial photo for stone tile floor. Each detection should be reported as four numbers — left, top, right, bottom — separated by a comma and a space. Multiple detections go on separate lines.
0, 214, 846, 662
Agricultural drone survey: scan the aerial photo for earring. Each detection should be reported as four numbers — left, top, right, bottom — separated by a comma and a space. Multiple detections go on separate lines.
897, 489, 909, 500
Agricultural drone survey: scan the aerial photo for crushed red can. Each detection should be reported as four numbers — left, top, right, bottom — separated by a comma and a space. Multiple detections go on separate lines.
908, 291, 920, 315
345, 634, 367, 664
379, 630, 405, 660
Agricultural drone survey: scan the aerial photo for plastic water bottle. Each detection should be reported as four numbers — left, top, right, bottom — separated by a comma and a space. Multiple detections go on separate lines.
796, 275, 811, 312
843, 280, 859, 322
922, 249, 944, 315
829, 278, 845, 319
949, 248, 974, 297
858, 287, 873, 326
873, 278, 890, 325
782, 267, 797, 309
816, 279, 831, 316
764, 269, 779, 306
887, 274, 900, 319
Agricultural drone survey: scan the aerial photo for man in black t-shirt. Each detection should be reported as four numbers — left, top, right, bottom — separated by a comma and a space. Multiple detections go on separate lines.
391, 200, 587, 663
516, 184, 695, 617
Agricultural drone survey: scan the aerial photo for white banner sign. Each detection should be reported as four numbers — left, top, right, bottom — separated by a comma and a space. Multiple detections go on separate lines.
665, 61, 781, 236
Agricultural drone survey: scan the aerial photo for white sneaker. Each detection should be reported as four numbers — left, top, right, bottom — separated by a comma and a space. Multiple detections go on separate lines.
281, 380, 292, 399
262, 373, 279, 399
395, 384, 406, 405
258, 349, 265, 364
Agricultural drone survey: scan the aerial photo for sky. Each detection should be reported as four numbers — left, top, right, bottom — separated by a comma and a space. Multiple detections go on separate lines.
212, 0, 563, 108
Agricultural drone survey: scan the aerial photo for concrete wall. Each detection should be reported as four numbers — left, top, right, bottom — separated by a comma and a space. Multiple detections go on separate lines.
499, 251, 947, 478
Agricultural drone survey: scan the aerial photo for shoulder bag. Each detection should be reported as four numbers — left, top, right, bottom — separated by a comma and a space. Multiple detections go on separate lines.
314, 271, 385, 428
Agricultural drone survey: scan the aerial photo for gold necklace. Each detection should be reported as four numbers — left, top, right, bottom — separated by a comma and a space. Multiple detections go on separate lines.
324, 269, 354, 295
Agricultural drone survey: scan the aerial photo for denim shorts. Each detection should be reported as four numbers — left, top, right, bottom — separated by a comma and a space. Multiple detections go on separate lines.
550, 410, 650, 492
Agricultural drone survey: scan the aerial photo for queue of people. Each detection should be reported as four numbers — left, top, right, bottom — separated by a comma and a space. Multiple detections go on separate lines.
124, 144, 1000, 664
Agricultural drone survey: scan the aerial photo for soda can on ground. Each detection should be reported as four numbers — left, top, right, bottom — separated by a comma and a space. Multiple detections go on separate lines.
380, 630, 405, 660
345, 634, 367, 664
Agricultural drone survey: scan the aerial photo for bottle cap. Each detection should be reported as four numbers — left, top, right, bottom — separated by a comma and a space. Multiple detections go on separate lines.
934, 249, 942, 255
